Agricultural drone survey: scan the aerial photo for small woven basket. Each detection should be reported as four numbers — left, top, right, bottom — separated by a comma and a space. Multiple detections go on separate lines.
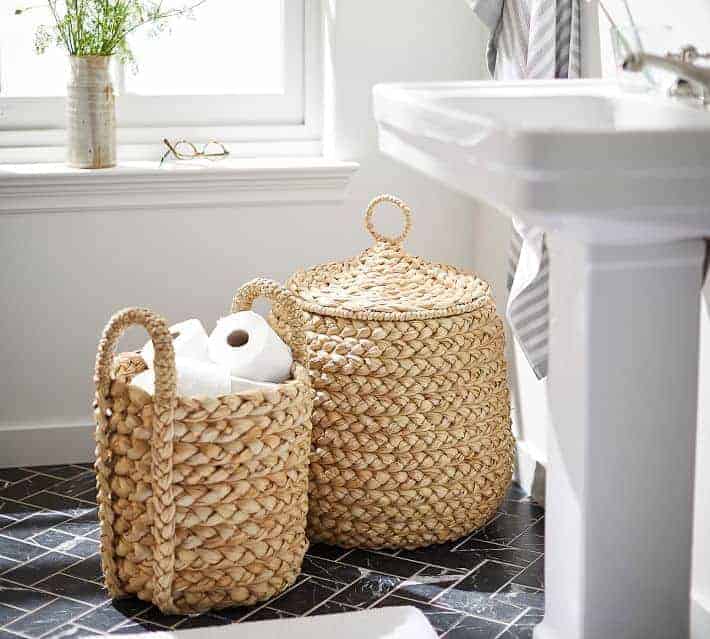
94, 279, 313, 614
281, 195, 514, 549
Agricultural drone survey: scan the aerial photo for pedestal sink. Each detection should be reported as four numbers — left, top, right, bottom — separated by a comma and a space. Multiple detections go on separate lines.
373, 79, 710, 639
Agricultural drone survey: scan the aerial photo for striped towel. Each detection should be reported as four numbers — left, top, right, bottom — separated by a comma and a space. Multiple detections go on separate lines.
469, 0, 580, 379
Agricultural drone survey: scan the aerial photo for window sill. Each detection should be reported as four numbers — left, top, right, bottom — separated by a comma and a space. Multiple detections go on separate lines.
0, 157, 359, 215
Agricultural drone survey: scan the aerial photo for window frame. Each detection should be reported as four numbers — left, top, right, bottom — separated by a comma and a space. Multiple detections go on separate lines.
0, 0, 323, 163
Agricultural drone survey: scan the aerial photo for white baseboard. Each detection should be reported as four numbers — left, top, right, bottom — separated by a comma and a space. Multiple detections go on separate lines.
0, 421, 94, 468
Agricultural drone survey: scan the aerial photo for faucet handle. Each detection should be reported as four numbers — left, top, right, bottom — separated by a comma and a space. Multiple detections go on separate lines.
668, 45, 710, 64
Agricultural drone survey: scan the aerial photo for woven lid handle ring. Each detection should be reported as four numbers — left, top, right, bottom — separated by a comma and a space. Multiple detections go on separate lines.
94, 307, 178, 613
230, 278, 308, 363
365, 194, 413, 244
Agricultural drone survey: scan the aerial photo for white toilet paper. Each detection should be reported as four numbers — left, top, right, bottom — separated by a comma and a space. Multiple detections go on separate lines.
230, 376, 280, 394
208, 311, 293, 383
130, 357, 232, 397
140, 319, 209, 368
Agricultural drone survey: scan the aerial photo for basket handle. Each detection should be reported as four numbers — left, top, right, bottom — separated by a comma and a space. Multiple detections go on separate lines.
230, 278, 308, 363
365, 194, 413, 244
94, 307, 178, 614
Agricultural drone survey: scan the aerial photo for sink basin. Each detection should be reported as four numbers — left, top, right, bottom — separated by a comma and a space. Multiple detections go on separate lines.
374, 79, 710, 243
374, 79, 710, 639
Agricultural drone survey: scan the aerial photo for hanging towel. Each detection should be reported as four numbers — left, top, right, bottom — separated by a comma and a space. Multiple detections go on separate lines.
469, 0, 580, 379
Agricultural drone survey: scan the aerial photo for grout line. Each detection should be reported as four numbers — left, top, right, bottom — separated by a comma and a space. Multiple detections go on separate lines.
0, 474, 37, 492
204, 573, 312, 626
428, 559, 487, 606
494, 605, 533, 639
0, 549, 55, 578
364, 559, 485, 613
334, 549, 353, 563
439, 612, 510, 639
452, 537, 513, 552
94, 602, 154, 634
42, 491, 97, 508
489, 565, 528, 600
263, 606, 296, 617
0, 497, 73, 520
301, 571, 366, 587
49, 567, 106, 589
3, 627, 43, 639
0, 552, 21, 568
384, 561, 459, 602
0, 573, 106, 609
37, 525, 100, 549
123, 617, 175, 631
331, 558, 423, 582
4, 538, 97, 563
336, 549, 444, 572
4, 482, 62, 503
29, 529, 99, 545
392, 564, 470, 592
3, 472, 39, 485
449, 516, 501, 552
235, 577, 312, 623
298, 575, 363, 617
0, 502, 43, 524
0, 538, 96, 572
35, 599, 111, 639
0, 513, 20, 525
366, 584, 407, 611
507, 516, 545, 549
19, 469, 90, 482
0, 507, 100, 560
1, 548, 92, 591
2, 597, 60, 636
0, 600, 27, 613
473, 555, 542, 571
74, 621, 118, 635
366, 586, 464, 614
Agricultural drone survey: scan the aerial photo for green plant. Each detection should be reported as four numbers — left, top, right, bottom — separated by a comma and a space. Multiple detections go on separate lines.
15, 0, 206, 62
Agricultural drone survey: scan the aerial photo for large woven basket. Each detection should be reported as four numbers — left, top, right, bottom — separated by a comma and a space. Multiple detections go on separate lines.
94, 279, 313, 614
280, 195, 514, 549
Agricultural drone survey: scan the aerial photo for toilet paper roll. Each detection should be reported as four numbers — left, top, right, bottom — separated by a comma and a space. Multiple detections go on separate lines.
130, 357, 232, 397
141, 318, 209, 368
208, 311, 293, 383
231, 376, 280, 394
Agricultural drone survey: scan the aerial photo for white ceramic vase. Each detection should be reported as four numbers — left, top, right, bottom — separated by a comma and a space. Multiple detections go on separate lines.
67, 55, 116, 169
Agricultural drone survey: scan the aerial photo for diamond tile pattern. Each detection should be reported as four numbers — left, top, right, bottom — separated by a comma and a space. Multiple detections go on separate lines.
0, 465, 545, 638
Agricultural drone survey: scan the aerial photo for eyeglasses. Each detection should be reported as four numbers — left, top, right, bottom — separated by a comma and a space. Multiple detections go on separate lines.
160, 138, 230, 165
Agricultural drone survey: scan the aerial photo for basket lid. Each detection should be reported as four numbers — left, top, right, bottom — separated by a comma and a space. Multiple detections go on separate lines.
287, 194, 493, 321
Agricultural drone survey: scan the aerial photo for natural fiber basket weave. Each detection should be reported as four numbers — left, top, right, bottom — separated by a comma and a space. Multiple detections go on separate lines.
94, 279, 313, 614
280, 195, 514, 549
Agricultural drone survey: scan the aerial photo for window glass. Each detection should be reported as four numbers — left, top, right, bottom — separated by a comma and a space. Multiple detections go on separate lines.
0, 0, 284, 97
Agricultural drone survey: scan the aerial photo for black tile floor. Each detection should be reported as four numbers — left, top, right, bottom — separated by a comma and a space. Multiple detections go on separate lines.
0, 465, 545, 639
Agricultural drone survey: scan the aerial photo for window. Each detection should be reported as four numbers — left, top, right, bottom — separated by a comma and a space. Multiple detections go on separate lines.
0, 0, 322, 162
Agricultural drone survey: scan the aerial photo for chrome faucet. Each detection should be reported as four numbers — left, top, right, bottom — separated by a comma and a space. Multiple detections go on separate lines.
623, 45, 710, 104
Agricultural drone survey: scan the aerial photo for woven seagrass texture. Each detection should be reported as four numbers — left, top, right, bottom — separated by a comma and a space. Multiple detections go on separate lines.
288, 195, 491, 320
282, 195, 514, 549
94, 279, 313, 614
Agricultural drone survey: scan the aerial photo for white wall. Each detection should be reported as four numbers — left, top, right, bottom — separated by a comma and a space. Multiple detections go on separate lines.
0, 0, 495, 460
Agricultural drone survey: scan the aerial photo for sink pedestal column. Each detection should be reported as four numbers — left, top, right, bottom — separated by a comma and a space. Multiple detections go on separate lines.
534, 237, 704, 639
